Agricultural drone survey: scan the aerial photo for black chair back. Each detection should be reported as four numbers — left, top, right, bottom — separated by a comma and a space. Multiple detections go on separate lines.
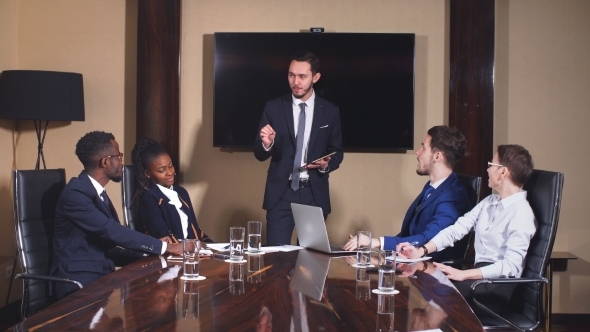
13, 169, 66, 318
517, 169, 563, 326
455, 173, 482, 208
454, 173, 482, 259
121, 165, 139, 230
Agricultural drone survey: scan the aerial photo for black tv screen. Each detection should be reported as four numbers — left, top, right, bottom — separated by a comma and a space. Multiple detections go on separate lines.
213, 32, 415, 150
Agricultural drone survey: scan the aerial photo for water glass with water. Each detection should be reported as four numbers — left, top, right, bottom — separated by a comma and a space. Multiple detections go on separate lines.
356, 230, 372, 266
183, 239, 201, 279
230, 227, 245, 261
377, 250, 396, 293
247, 221, 262, 253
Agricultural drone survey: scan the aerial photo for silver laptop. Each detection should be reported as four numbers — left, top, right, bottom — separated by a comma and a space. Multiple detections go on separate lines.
291, 203, 349, 254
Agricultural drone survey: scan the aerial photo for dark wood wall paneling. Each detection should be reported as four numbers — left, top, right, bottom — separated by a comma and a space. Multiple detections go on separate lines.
449, 0, 495, 199
136, 0, 181, 170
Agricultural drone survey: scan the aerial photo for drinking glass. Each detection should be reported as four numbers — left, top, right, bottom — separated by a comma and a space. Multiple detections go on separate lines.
377, 250, 396, 293
247, 221, 262, 253
356, 230, 372, 266
230, 227, 245, 261
182, 239, 200, 279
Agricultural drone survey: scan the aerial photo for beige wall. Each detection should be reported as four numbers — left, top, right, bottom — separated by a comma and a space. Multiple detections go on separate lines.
0, 0, 588, 315
495, 0, 590, 313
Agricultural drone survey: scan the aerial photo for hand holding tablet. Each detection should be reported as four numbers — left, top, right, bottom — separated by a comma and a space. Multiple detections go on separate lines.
302, 152, 336, 169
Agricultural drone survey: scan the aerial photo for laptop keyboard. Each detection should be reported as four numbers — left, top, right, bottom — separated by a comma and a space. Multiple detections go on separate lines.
330, 245, 345, 252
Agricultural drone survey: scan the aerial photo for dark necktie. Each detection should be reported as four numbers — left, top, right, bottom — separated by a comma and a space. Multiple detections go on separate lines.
422, 185, 434, 203
415, 185, 434, 211
101, 190, 119, 221
291, 102, 307, 191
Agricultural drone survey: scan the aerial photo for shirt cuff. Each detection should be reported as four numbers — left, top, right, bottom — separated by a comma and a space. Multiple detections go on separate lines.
161, 242, 167, 255
263, 141, 274, 151
479, 264, 499, 279
318, 166, 330, 173
380, 237, 385, 250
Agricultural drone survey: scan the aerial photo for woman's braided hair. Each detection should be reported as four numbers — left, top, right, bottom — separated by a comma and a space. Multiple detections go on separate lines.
130, 138, 168, 218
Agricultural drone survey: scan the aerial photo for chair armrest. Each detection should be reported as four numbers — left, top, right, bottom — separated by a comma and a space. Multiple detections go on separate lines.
16, 273, 83, 289
470, 277, 548, 289
468, 277, 548, 332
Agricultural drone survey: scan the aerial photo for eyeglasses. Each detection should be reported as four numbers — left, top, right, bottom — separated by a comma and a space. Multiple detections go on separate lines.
102, 152, 124, 162
487, 161, 504, 168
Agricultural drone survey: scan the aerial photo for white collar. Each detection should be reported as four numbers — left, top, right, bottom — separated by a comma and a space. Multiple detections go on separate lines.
88, 174, 105, 198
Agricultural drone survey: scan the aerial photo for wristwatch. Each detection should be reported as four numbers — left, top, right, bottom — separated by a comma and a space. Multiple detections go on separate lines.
419, 245, 428, 258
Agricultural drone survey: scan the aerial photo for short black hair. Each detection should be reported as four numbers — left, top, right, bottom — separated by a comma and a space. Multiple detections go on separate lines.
290, 50, 320, 75
427, 126, 467, 168
75, 131, 115, 170
497, 144, 534, 187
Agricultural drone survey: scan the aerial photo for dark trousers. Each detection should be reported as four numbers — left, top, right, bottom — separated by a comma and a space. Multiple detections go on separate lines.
265, 184, 318, 246
453, 262, 516, 316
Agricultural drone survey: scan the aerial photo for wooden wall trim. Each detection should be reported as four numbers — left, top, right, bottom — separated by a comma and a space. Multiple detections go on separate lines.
136, 0, 181, 169
449, 0, 495, 198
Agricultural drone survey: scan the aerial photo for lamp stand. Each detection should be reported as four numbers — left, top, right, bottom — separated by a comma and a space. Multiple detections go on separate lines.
33, 120, 49, 170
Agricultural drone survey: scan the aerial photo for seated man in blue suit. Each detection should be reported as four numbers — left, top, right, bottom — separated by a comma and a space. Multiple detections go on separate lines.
51, 131, 184, 299
343, 126, 472, 261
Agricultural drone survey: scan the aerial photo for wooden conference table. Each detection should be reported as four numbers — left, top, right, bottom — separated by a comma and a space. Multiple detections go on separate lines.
10, 250, 484, 331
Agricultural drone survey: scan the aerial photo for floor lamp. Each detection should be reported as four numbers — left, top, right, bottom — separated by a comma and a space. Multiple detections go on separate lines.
0, 70, 84, 306
0, 70, 85, 169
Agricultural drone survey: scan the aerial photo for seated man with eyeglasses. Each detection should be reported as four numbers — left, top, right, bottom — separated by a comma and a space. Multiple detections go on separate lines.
51, 131, 184, 299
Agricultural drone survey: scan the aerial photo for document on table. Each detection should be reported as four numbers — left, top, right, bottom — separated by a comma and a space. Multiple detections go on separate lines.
388, 256, 432, 263
260, 245, 303, 252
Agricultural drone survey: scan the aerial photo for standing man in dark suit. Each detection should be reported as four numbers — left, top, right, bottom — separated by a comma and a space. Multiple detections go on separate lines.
52, 131, 184, 299
343, 126, 472, 261
254, 51, 344, 245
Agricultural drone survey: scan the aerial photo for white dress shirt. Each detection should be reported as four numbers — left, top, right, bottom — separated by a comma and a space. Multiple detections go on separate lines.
431, 191, 536, 278
291, 92, 315, 180
88, 174, 167, 254
262, 92, 317, 180
157, 184, 189, 239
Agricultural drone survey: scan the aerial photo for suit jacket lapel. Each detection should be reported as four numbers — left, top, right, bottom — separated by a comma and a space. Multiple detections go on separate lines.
282, 95, 296, 144
414, 174, 455, 214
308, 98, 324, 154
79, 171, 113, 219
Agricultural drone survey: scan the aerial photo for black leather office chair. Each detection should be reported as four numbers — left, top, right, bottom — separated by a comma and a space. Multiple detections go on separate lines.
469, 169, 564, 332
13, 169, 82, 319
121, 165, 141, 231
456, 173, 482, 208
449, 173, 482, 261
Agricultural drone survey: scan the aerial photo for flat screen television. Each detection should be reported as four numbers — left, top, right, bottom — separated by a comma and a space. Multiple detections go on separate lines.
213, 32, 415, 151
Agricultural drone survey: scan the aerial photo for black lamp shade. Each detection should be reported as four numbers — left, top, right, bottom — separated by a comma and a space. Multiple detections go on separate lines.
0, 70, 85, 121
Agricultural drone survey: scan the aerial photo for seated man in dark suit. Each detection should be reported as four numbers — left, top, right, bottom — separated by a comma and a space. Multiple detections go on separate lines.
343, 126, 472, 261
51, 131, 183, 299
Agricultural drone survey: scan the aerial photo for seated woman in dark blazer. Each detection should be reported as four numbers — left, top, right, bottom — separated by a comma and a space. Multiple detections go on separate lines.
131, 138, 212, 243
